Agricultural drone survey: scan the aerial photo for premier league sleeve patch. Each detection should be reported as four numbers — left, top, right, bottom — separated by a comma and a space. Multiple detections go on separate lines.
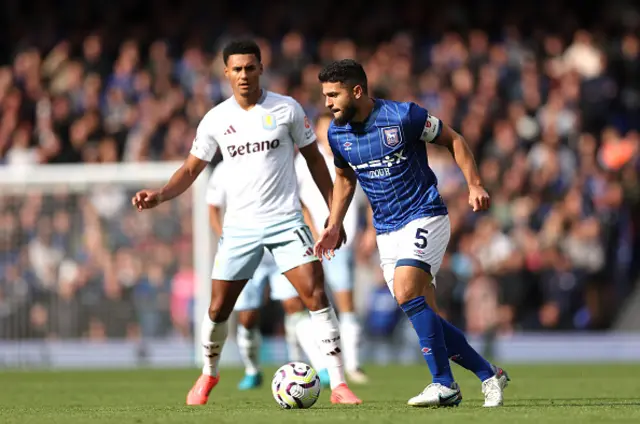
381, 126, 402, 148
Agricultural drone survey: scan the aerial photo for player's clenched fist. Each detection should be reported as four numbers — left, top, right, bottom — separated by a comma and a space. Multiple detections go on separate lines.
132, 189, 163, 211
468, 185, 490, 212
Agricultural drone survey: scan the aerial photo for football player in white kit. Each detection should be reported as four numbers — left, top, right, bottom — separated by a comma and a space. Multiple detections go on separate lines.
206, 161, 331, 390
132, 40, 362, 406
295, 113, 369, 384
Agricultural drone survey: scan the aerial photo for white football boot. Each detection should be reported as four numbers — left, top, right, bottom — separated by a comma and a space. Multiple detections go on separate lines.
407, 382, 462, 407
482, 366, 510, 407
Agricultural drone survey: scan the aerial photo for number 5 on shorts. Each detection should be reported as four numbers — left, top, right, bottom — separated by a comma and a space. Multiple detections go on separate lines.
414, 228, 428, 249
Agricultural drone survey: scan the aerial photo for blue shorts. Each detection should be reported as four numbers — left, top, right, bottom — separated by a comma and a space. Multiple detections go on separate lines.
234, 254, 299, 312
212, 214, 318, 281
323, 247, 354, 292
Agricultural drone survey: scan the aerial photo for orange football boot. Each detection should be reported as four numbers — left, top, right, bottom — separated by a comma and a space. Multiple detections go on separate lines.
186, 374, 220, 405
330, 383, 363, 405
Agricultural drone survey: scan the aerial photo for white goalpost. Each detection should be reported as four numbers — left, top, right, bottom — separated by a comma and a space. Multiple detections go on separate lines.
0, 162, 213, 367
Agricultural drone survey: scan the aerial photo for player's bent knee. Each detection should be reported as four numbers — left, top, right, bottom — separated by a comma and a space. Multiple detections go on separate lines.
209, 278, 248, 323
393, 285, 423, 305
208, 306, 228, 323
208, 298, 235, 323
393, 264, 433, 305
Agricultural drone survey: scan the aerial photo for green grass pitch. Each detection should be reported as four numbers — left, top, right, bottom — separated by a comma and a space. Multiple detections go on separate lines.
1, 364, 639, 423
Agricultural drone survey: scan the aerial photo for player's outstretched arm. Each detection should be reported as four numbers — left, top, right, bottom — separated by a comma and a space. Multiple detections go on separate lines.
299, 142, 334, 209
132, 154, 208, 211
314, 166, 357, 260
432, 124, 490, 212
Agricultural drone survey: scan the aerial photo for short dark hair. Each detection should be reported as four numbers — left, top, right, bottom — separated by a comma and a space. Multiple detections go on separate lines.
222, 40, 261, 65
318, 59, 368, 94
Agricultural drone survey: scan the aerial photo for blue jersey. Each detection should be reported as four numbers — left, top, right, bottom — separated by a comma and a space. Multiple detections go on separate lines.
328, 99, 447, 234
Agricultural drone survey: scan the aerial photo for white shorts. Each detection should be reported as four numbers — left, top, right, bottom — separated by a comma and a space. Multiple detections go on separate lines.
376, 215, 450, 293
212, 214, 318, 281
234, 253, 299, 312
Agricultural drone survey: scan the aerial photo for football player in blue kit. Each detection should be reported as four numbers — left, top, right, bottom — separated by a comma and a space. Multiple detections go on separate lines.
314, 59, 510, 408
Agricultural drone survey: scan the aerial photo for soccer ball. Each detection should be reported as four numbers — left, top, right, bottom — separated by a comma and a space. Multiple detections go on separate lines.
271, 362, 321, 409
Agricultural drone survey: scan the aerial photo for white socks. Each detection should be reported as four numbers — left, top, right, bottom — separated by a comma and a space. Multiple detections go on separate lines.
309, 307, 346, 389
201, 313, 228, 377
200, 307, 352, 390
237, 312, 329, 377
340, 312, 362, 372
284, 312, 305, 361
237, 325, 261, 375
292, 311, 326, 371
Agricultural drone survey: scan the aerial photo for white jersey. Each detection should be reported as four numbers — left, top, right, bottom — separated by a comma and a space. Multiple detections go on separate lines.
206, 161, 228, 208
191, 90, 316, 228
206, 161, 281, 271
294, 146, 360, 249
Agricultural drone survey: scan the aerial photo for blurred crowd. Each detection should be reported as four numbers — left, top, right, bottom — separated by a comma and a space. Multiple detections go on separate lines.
0, 0, 639, 341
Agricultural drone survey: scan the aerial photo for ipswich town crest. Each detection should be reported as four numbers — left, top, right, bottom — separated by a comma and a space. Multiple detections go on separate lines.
382, 126, 402, 148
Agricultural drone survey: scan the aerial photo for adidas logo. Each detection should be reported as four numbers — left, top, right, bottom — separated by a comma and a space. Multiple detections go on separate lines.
327, 347, 342, 356
223, 125, 236, 135
303, 247, 314, 257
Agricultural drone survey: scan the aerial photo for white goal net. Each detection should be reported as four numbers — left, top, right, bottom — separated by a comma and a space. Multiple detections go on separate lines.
0, 162, 214, 368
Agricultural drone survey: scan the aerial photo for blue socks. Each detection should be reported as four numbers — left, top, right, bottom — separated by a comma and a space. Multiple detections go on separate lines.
439, 317, 494, 382
400, 296, 495, 384
400, 296, 454, 386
